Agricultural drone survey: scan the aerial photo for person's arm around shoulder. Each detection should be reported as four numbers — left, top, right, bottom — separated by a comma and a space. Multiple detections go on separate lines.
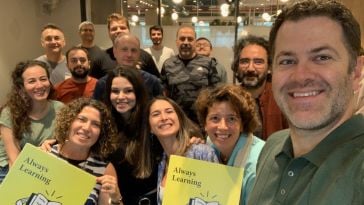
0, 125, 20, 167
97, 163, 123, 205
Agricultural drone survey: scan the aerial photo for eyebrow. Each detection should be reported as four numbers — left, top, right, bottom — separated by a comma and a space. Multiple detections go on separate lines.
310, 45, 340, 56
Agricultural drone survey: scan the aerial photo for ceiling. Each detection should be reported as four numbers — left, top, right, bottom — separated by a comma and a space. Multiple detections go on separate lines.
125, 0, 290, 19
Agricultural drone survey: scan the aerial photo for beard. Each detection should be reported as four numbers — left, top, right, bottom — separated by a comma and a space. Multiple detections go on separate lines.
237, 70, 267, 89
179, 44, 194, 59
71, 66, 89, 79
152, 38, 161, 46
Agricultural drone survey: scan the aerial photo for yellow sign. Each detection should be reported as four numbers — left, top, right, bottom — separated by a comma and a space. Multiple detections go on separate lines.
0, 143, 96, 204
163, 155, 244, 205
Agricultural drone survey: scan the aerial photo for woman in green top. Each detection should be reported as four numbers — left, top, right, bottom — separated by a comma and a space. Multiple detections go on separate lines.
0, 60, 63, 183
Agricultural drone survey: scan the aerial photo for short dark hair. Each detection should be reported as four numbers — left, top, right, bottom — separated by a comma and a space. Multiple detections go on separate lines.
269, 0, 361, 72
196, 37, 212, 49
149, 25, 163, 36
41, 23, 63, 33
65, 46, 90, 63
231, 35, 269, 74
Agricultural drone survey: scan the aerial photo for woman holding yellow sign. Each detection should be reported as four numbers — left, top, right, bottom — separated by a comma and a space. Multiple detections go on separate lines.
195, 84, 265, 205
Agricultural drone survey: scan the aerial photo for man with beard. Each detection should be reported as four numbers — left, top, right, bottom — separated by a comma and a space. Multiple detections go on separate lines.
54, 47, 97, 104
161, 25, 221, 123
78, 21, 115, 79
248, 1, 364, 204
144, 25, 175, 72
36, 23, 71, 85
231, 35, 287, 140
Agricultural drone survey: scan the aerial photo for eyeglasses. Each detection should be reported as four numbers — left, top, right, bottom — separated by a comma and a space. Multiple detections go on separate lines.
69, 57, 88, 64
239, 58, 266, 68
196, 43, 210, 48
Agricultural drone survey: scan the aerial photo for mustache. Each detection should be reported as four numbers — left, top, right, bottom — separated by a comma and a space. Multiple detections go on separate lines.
281, 79, 329, 91
180, 44, 192, 49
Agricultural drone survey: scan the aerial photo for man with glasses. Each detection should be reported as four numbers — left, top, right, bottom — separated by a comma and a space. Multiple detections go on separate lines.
231, 35, 287, 140
78, 21, 115, 79
54, 47, 97, 104
196, 37, 227, 83
36, 23, 71, 85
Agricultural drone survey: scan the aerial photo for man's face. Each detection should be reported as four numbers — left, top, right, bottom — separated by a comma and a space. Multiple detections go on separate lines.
67, 49, 90, 79
108, 20, 130, 43
196, 39, 212, 57
79, 24, 95, 42
113, 36, 140, 67
237, 44, 268, 89
150, 29, 163, 46
272, 16, 361, 131
41, 28, 65, 54
176, 27, 196, 59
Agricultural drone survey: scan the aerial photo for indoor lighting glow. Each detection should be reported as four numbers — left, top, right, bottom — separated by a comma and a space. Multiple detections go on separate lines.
237, 16, 242, 23
173, 0, 183, 4
191, 16, 198, 23
262, 12, 271, 21
131, 15, 139, 22
171, 12, 179, 20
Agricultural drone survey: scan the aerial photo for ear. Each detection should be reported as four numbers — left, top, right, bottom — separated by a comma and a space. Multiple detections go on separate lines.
351, 56, 363, 92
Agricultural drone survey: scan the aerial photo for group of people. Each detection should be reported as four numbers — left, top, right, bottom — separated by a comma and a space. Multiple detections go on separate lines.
0, 0, 363, 205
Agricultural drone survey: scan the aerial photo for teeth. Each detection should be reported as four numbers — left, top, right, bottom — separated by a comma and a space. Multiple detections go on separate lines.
293, 91, 319, 97
216, 134, 229, 139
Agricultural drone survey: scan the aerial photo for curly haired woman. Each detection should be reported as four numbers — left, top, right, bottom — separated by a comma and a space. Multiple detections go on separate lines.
0, 60, 63, 183
50, 97, 122, 205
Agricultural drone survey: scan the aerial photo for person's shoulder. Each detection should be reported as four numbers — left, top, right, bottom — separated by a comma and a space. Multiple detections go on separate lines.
263, 129, 290, 151
144, 47, 151, 53
49, 100, 64, 111
35, 55, 47, 62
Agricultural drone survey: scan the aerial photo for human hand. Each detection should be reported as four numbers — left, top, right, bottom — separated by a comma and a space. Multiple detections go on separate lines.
40, 139, 57, 152
97, 175, 122, 204
189, 136, 206, 145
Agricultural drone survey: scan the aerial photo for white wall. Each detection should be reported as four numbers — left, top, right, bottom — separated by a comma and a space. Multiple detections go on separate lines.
0, 0, 81, 104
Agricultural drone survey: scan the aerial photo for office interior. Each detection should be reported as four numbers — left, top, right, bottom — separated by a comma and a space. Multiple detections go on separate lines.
0, 0, 363, 104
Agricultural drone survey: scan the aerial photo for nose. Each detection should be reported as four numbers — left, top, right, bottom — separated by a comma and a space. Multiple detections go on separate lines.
117, 91, 126, 99
290, 61, 315, 83
82, 121, 92, 131
217, 118, 228, 130
160, 112, 167, 121
34, 80, 43, 88
246, 60, 255, 72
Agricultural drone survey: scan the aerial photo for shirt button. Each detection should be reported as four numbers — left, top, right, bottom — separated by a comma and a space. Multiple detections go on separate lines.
280, 189, 286, 195
288, 171, 294, 177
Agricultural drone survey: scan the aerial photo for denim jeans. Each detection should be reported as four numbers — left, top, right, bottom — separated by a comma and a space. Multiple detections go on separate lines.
0, 165, 9, 184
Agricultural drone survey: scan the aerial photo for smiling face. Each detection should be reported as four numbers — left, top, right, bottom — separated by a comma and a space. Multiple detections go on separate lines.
79, 24, 95, 42
204, 101, 242, 159
272, 16, 360, 131
41, 28, 65, 54
67, 49, 90, 79
150, 29, 163, 46
149, 99, 180, 139
176, 27, 196, 59
110, 76, 136, 118
22, 65, 51, 103
108, 20, 130, 43
237, 44, 269, 89
113, 35, 140, 67
68, 106, 101, 149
